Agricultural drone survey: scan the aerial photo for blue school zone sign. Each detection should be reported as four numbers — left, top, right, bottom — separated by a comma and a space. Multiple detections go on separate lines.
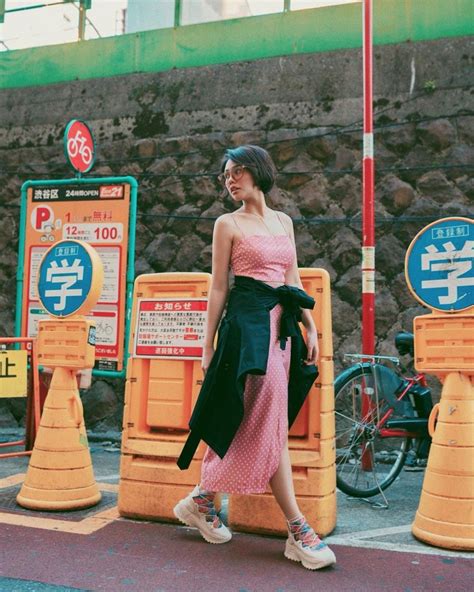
405, 217, 474, 312
37, 240, 94, 317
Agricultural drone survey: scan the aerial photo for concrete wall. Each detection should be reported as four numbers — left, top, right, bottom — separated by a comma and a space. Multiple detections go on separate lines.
0, 34, 472, 429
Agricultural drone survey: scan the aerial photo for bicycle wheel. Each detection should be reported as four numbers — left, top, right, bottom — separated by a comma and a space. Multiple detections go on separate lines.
335, 364, 410, 497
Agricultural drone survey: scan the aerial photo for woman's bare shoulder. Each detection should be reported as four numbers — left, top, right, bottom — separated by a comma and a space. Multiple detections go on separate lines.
214, 213, 236, 230
213, 213, 241, 241
274, 210, 294, 230
215, 212, 234, 223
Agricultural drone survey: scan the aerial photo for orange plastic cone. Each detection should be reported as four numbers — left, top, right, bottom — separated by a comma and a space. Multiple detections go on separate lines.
17, 366, 101, 510
412, 371, 474, 550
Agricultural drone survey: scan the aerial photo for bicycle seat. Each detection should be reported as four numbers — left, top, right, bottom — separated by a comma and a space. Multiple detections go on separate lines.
395, 332, 414, 357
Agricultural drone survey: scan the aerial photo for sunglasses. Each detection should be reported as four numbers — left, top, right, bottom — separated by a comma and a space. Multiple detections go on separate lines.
217, 165, 252, 186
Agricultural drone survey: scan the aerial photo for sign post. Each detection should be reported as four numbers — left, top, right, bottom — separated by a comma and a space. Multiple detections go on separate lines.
405, 216, 474, 551
17, 119, 137, 377
17, 239, 105, 511
361, 0, 375, 356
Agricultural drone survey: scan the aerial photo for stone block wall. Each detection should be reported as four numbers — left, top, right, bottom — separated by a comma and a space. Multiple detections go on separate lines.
0, 36, 472, 429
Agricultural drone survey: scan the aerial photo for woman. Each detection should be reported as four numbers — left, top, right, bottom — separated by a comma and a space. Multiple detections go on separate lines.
174, 145, 336, 570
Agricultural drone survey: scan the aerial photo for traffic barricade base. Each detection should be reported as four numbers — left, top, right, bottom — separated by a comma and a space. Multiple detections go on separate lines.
412, 371, 474, 551
412, 513, 474, 549
17, 366, 101, 511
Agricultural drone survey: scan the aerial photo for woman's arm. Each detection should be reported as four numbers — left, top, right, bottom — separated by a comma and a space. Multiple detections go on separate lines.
282, 213, 319, 364
202, 215, 234, 373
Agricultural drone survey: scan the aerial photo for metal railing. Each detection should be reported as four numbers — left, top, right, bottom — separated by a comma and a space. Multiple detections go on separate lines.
0, 0, 360, 51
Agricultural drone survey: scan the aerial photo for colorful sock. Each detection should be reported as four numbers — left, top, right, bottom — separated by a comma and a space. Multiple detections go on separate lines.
192, 488, 221, 528
287, 515, 327, 550
197, 486, 215, 498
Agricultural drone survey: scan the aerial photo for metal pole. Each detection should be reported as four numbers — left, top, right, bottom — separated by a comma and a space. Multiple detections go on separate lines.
361, 0, 375, 356
174, 0, 181, 27
284, 0, 291, 12
360, 0, 375, 474
78, 3, 86, 40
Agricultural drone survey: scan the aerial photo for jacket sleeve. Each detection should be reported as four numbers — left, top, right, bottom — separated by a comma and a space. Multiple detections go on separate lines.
288, 334, 319, 427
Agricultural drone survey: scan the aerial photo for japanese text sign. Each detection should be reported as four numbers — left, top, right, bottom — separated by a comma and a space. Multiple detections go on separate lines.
0, 351, 28, 398
37, 240, 103, 317
21, 180, 132, 371
405, 217, 474, 312
134, 299, 208, 359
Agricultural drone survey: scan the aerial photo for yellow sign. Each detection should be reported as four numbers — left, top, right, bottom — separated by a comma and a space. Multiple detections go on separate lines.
0, 350, 28, 398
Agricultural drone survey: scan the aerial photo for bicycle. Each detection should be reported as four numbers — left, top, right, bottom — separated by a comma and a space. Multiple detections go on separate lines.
334, 331, 434, 499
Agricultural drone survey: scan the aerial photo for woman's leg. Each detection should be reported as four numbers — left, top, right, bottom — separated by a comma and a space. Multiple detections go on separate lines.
270, 441, 336, 570
269, 441, 301, 520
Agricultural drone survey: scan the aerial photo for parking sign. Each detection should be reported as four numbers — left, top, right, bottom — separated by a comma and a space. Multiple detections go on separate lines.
405, 217, 474, 312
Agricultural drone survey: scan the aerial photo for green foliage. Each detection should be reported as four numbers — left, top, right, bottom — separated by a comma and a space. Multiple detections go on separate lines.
423, 80, 437, 93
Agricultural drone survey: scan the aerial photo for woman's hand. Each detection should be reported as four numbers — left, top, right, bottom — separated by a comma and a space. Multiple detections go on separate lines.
201, 345, 215, 375
304, 327, 319, 365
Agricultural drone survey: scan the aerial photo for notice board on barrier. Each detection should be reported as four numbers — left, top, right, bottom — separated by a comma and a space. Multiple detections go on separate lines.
17, 178, 137, 374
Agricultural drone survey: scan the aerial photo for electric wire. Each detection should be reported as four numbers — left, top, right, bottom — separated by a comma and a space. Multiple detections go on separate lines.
1, 110, 472, 175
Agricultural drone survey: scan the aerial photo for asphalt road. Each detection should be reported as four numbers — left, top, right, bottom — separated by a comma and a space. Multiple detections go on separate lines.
0, 432, 472, 591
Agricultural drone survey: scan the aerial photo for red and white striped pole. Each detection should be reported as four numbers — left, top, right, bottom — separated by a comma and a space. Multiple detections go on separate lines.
362, 0, 375, 356
360, 0, 376, 472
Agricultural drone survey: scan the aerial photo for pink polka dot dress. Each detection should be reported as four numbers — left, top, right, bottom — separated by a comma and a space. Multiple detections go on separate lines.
200, 231, 296, 494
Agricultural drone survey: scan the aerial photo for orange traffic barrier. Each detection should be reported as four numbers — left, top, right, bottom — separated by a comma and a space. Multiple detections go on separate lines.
118, 272, 212, 520
412, 313, 474, 550
17, 319, 101, 510
118, 270, 336, 536
227, 268, 336, 536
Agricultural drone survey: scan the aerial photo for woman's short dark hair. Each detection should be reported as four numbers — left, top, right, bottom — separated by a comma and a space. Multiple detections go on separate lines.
221, 145, 276, 194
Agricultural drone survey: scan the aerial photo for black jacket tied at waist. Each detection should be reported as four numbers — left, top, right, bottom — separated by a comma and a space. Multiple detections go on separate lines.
177, 275, 318, 470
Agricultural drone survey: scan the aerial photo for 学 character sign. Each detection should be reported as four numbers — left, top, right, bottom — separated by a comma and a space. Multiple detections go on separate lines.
405, 217, 474, 312
37, 240, 103, 318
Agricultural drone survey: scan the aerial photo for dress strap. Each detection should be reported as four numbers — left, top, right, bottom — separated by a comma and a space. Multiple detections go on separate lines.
230, 213, 246, 238
276, 211, 289, 236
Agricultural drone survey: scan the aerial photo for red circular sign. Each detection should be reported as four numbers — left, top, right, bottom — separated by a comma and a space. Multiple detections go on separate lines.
64, 119, 95, 173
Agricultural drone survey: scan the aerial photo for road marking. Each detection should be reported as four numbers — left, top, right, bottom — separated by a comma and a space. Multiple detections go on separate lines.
332, 524, 413, 538
0, 473, 26, 487
94, 473, 120, 482
97, 482, 119, 492
0, 505, 120, 535
325, 525, 473, 559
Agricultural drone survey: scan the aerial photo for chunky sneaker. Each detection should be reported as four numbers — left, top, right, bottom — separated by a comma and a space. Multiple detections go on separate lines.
284, 516, 336, 570
173, 485, 232, 544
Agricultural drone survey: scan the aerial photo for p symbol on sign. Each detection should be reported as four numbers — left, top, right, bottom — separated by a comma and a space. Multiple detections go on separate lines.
31, 206, 54, 231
